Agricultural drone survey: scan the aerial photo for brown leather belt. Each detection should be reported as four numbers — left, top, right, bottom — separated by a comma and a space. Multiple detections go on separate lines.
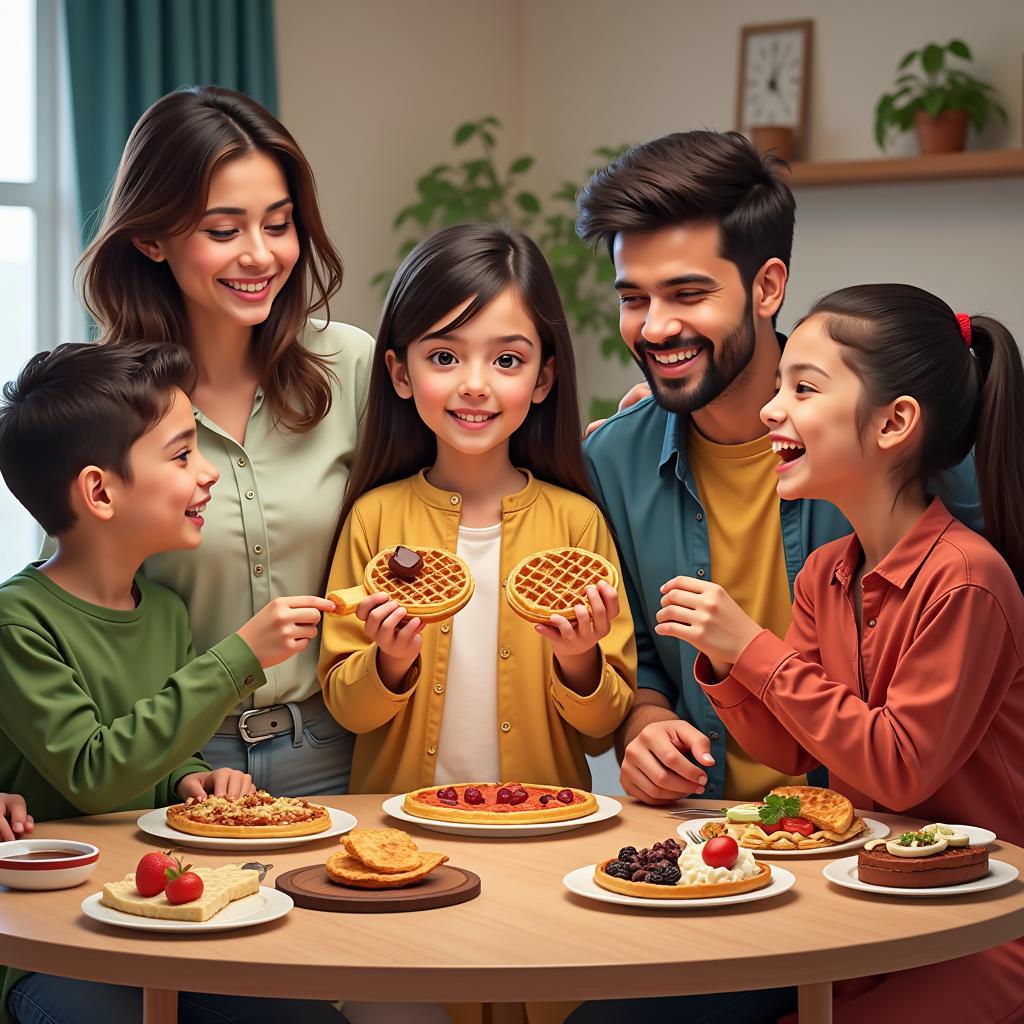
215, 692, 327, 745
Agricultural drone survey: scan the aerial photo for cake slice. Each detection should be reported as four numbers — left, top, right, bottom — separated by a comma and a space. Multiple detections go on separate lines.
101, 864, 259, 922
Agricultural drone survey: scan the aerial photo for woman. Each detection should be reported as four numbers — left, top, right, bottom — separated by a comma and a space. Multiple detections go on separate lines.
78, 86, 372, 796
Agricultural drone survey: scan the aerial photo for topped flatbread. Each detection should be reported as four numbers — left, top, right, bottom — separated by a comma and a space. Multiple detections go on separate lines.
403, 782, 597, 825
166, 791, 332, 839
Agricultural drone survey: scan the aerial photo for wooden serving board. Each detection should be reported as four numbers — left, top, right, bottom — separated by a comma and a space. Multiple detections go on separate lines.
275, 864, 481, 913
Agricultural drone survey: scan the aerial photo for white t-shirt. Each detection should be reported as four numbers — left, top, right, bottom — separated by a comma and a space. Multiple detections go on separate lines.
434, 522, 502, 784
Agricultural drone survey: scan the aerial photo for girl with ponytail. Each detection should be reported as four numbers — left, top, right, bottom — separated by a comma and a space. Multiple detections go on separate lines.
654, 284, 1024, 1020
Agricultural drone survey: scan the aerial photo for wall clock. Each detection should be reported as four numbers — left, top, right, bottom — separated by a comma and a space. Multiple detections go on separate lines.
736, 20, 813, 157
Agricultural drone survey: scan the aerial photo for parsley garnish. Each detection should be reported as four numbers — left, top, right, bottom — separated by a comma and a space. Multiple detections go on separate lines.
758, 793, 801, 826
898, 831, 936, 846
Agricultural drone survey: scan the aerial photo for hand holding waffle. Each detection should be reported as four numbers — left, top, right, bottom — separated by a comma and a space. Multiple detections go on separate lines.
655, 575, 763, 665
534, 580, 619, 657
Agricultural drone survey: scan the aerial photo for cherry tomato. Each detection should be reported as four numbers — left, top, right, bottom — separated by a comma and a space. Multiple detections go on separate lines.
701, 835, 739, 869
779, 817, 815, 836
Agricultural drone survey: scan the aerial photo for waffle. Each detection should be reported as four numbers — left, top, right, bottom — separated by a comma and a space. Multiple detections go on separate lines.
328, 546, 474, 624
504, 547, 619, 624
769, 786, 855, 834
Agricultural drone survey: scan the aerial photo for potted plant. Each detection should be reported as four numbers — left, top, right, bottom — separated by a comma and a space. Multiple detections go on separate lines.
874, 39, 1006, 154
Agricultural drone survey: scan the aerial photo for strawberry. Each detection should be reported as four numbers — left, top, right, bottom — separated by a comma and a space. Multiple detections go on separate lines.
135, 850, 177, 897
164, 857, 204, 905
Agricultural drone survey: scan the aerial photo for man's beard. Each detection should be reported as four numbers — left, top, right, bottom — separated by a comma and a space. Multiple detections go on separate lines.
633, 300, 756, 416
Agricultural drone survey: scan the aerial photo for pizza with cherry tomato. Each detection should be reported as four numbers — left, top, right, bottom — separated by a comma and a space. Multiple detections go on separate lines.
402, 782, 597, 824
165, 791, 332, 838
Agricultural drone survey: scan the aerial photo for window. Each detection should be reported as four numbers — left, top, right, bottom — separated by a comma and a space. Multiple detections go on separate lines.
0, 0, 79, 578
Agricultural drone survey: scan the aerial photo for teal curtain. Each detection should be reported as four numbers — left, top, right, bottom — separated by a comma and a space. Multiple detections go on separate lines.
64, 0, 278, 240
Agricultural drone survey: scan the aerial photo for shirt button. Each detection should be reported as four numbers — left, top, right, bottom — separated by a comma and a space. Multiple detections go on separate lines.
434, 683, 444, 694
237, 457, 246, 468
867, 618, 877, 627
253, 564, 264, 576
245, 490, 255, 500
253, 544, 263, 555
696, 512, 703, 522
697, 568, 706, 578
499, 647, 511, 659
709, 731, 720, 741
427, 744, 437, 755
449, 495, 460, 506
500, 721, 511, 733
440, 623, 450, 634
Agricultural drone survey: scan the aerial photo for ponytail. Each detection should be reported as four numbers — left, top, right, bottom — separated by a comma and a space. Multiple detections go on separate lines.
969, 316, 1024, 588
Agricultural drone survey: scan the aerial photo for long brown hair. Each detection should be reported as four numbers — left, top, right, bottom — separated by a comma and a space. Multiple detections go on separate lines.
77, 86, 343, 432
805, 284, 1024, 588
338, 223, 593, 529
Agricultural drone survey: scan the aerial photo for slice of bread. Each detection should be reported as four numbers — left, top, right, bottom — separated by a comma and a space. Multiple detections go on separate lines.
769, 785, 854, 835
101, 864, 259, 922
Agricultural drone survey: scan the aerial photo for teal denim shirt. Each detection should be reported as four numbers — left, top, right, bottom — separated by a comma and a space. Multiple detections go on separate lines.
583, 395, 982, 800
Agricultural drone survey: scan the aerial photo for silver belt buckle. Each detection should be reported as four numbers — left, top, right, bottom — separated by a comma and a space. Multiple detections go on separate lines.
237, 707, 274, 745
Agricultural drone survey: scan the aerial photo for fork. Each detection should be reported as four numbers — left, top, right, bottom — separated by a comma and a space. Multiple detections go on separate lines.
667, 808, 724, 819
685, 829, 707, 845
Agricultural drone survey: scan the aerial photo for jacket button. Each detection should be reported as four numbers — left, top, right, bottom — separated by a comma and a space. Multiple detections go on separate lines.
434, 683, 444, 694
450, 495, 460, 505
499, 647, 510, 659
696, 568, 706, 577
500, 721, 511, 732
253, 544, 263, 555
245, 490, 255, 500
243, 675, 255, 687
867, 618, 877, 627
696, 512, 703, 522
427, 744, 437, 755
440, 623, 450, 634
237, 457, 246, 468
709, 731, 720, 741
253, 564, 264, 576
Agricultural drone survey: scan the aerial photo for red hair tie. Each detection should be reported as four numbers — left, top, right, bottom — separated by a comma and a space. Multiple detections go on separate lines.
955, 312, 972, 348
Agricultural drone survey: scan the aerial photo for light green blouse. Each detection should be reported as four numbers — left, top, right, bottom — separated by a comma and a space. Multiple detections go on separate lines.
143, 319, 373, 707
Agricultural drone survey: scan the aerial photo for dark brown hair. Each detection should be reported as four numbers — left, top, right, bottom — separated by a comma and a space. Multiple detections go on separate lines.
804, 284, 1024, 588
338, 223, 593, 529
576, 130, 795, 304
0, 342, 193, 535
77, 86, 343, 432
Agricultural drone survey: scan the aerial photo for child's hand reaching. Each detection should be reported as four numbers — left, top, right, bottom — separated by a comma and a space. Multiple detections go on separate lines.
655, 576, 762, 666
237, 595, 337, 669
537, 582, 619, 695
357, 593, 426, 690
176, 767, 256, 802
0, 793, 34, 841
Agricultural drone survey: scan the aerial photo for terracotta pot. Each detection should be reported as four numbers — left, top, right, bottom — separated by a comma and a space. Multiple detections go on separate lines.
750, 125, 795, 162
914, 109, 968, 154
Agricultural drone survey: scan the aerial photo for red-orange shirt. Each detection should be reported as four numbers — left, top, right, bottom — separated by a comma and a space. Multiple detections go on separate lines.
696, 498, 1024, 846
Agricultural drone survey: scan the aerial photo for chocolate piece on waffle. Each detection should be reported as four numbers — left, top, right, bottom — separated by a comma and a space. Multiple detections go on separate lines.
504, 547, 619, 624
328, 546, 474, 624
388, 546, 424, 581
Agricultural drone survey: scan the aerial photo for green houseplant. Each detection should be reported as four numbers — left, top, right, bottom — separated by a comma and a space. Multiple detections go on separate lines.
874, 39, 1007, 154
374, 118, 629, 421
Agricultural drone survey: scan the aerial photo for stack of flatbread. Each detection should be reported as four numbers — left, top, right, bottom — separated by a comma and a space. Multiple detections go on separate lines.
326, 828, 448, 889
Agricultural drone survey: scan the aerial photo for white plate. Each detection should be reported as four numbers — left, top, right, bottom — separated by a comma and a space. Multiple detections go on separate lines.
925, 823, 998, 847
563, 863, 795, 908
823, 855, 1019, 897
382, 793, 622, 838
136, 806, 356, 850
81, 886, 292, 932
678, 817, 890, 857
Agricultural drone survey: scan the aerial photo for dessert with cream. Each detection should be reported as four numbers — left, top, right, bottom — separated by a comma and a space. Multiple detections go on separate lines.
594, 835, 771, 899
857, 826, 989, 888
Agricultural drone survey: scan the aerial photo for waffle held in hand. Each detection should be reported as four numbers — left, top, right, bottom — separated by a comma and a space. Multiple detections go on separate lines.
504, 546, 619, 624
328, 545, 474, 624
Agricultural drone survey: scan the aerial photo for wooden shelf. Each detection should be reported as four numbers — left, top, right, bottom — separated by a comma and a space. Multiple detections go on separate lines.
785, 149, 1024, 187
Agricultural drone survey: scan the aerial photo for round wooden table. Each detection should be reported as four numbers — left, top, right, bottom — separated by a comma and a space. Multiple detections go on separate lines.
1, 796, 1021, 1024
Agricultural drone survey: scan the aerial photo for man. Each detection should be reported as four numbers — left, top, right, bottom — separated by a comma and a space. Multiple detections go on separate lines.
579, 130, 979, 807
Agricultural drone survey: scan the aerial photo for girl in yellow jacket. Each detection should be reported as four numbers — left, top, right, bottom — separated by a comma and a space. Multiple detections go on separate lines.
318, 223, 636, 796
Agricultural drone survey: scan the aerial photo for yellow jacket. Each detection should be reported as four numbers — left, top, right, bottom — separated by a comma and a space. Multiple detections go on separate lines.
318, 470, 636, 793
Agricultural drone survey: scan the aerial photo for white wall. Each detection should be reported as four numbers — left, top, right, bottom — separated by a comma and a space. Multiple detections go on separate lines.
276, 0, 1024, 410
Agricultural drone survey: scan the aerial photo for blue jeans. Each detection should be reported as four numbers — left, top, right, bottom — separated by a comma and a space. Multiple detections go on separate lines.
8, 973, 347, 1024
566, 987, 797, 1024
202, 709, 353, 797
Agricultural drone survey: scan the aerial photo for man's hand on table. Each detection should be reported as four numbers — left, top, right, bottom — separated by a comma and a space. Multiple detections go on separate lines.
0, 792, 34, 841
618, 693, 716, 804
176, 767, 255, 802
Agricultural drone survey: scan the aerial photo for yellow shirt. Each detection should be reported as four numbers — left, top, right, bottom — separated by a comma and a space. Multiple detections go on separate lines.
318, 470, 637, 794
687, 427, 806, 799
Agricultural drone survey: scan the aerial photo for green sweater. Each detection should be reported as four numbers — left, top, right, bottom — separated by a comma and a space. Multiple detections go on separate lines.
0, 565, 266, 1019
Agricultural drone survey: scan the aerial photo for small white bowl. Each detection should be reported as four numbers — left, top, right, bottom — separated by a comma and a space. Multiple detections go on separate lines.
0, 839, 99, 890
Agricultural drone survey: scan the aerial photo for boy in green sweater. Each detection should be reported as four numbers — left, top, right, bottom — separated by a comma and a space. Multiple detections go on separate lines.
0, 342, 343, 1023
